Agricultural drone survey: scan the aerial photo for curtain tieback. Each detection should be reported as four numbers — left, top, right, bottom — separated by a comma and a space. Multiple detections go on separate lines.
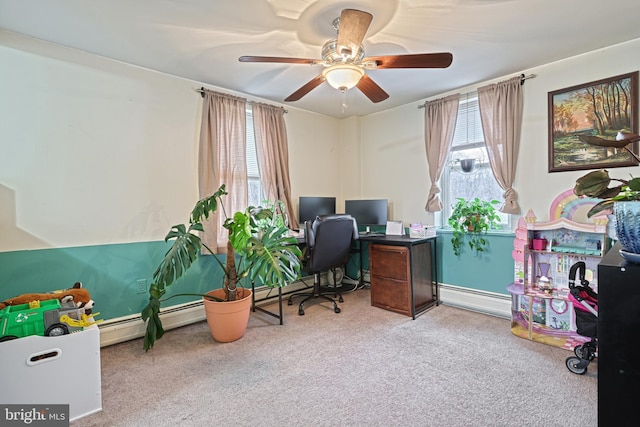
428, 183, 441, 196
501, 188, 520, 214
426, 183, 443, 212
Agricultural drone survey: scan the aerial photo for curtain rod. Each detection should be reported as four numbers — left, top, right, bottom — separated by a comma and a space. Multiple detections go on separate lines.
417, 73, 536, 109
195, 87, 287, 113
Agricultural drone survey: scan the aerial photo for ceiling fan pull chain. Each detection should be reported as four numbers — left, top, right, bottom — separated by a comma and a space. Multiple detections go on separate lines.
341, 88, 349, 112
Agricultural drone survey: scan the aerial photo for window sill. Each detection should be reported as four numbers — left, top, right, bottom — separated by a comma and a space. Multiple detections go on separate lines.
437, 227, 515, 237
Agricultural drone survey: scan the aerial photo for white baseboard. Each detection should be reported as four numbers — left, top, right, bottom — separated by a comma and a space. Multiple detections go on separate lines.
98, 281, 510, 347
439, 283, 511, 319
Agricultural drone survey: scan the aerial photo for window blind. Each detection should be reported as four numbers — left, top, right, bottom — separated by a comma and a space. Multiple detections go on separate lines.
452, 93, 483, 148
246, 108, 259, 178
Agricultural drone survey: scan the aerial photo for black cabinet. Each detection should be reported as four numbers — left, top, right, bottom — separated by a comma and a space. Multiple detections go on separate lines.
597, 243, 640, 426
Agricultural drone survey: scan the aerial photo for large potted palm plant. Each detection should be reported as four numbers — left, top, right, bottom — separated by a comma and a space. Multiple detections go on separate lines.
141, 184, 302, 351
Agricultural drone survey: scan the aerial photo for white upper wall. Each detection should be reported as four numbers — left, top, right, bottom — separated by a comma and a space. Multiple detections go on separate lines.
516, 39, 640, 221
353, 103, 430, 225
286, 108, 341, 201
355, 38, 640, 227
2, 29, 640, 252
0, 31, 340, 251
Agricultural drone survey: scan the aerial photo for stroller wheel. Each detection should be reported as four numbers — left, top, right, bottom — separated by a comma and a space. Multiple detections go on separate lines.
566, 356, 588, 375
574, 344, 584, 359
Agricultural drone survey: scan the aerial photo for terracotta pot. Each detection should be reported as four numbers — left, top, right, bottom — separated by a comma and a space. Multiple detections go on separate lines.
467, 214, 481, 231
203, 287, 252, 343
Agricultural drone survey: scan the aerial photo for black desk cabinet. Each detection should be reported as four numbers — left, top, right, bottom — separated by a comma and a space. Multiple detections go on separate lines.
597, 243, 640, 425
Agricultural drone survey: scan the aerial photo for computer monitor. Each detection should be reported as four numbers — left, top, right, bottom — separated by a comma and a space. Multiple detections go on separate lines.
298, 196, 336, 224
344, 199, 388, 226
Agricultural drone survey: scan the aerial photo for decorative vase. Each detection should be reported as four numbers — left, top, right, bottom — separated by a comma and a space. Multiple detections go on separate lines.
614, 201, 640, 256
203, 287, 252, 343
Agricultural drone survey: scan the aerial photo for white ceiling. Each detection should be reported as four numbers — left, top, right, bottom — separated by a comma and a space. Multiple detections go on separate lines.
2, 0, 640, 119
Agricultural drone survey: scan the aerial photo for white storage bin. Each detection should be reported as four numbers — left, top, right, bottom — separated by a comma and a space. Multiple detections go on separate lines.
409, 224, 437, 239
0, 325, 102, 421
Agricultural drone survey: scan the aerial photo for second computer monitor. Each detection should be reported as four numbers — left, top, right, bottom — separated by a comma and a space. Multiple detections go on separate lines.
299, 196, 336, 224
345, 199, 388, 226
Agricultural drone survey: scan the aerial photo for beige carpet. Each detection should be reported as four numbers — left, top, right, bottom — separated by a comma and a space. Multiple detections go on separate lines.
72, 288, 597, 427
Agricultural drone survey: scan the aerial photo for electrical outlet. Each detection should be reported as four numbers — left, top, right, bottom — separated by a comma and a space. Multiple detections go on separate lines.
136, 279, 147, 294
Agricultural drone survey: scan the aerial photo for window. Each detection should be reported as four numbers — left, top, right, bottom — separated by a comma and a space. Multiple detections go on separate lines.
440, 92, 510, 228
246, 107, 262, 207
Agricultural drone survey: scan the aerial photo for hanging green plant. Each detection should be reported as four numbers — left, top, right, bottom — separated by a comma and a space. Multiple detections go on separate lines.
448, 197, 501, 256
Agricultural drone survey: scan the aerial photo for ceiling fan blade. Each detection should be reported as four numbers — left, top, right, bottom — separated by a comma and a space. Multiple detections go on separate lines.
356, 75, 389, 103
365, 53, 453, 69
239, 56, 317, 65
284, 75, 325, 102
337, 9, 373, 56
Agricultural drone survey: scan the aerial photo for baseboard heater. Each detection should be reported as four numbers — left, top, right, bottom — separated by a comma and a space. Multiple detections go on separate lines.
98, 281, 510, 347
439, 283, 511, 319
97, 280, 311, 348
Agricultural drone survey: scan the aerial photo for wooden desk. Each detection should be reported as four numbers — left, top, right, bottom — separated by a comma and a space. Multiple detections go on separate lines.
254, 233, 439, 321
358, 234, 439, 319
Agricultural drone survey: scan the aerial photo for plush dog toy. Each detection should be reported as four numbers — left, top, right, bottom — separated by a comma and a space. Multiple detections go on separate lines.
0, 282, 94, 314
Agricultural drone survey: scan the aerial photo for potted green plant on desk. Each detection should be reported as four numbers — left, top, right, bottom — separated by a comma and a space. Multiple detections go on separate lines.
141, 184, 302, 351
448, 197, 500, 256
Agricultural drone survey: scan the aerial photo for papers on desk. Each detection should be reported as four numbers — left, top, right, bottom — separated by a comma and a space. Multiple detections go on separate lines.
359, 231, 385, 236
287, 229, 302, 238
385, 220, 404, 236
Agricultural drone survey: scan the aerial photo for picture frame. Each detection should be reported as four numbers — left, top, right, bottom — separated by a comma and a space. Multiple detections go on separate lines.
548, 71, 639, 172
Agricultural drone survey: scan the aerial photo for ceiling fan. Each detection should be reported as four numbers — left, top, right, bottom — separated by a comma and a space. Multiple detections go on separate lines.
239, 8, 453, 103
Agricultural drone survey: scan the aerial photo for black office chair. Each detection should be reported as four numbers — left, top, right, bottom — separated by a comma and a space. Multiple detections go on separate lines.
288, 214, 358, 315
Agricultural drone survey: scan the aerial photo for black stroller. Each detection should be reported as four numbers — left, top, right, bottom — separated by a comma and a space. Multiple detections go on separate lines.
565, 261, 598, 375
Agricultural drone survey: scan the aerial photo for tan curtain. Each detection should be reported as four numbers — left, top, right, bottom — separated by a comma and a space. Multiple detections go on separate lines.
424, 94, 460, 211
198, 89, 247, 253
252, 102, 298, 229
477, 76, 523, 214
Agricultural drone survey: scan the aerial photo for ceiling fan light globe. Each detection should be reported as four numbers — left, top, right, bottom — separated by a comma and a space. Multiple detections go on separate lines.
322, 64, 364, 90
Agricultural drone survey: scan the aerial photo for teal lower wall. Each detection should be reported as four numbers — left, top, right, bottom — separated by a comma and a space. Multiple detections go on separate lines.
437, 230, 515, 295
0, 242, 226, 320
346, 231, 515, 296
0, 231, 515, 321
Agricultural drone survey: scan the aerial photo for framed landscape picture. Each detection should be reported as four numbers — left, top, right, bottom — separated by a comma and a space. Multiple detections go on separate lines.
548, 71, 638, 172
